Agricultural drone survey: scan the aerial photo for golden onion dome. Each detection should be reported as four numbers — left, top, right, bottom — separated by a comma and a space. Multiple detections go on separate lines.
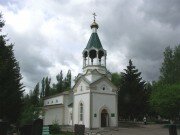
90, 21, 99, 29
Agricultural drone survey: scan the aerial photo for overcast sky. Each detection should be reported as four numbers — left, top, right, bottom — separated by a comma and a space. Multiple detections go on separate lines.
1, 0, 180, 91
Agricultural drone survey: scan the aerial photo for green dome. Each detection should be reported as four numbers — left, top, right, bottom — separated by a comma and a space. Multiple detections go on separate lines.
86, 33, 103, 49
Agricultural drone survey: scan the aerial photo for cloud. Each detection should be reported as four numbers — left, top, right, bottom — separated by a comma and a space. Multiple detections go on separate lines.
1, 0, 180, 91
140, 0, 180, 28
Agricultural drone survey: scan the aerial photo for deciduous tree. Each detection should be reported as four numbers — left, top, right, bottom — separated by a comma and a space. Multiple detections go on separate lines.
150, 83, 180, 121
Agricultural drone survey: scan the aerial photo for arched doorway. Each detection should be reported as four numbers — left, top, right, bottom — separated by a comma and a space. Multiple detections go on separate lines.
101, 109, 109, 127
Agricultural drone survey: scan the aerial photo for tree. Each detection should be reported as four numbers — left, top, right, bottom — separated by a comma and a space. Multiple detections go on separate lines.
20, 83, 42, 125
56, 70, 63, 93
150, 45, 180, 122
40, 77, 45, 98
30, 83, 40, 106
111, 72, 121, 89
63, 70, 71, 91
150, 83, 180, 121
160, 45, 180, 84
20, 92, 41, 125
0, 13, 24, 123
55, 70, 71, 93
45, 77, 51, 97
118, 59, 147, 120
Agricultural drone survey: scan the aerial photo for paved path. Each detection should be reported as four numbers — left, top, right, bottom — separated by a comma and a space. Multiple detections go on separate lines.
86, 124, 180, 135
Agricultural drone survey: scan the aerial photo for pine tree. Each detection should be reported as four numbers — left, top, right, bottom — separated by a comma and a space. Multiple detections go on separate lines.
0, 14, 23, 123
119, 59, 147, 120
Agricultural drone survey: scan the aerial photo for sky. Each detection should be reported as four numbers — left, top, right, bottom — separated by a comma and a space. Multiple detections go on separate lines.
1, 0, 180, 91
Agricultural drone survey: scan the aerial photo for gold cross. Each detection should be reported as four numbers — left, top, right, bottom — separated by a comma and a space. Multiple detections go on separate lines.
93, 12, 97, 22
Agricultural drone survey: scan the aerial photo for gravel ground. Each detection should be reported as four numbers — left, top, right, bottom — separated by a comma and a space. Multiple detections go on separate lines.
86, 124, 180, 135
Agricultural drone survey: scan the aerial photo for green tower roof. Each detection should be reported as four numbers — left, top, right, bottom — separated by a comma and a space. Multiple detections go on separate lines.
86, 33, 103, 49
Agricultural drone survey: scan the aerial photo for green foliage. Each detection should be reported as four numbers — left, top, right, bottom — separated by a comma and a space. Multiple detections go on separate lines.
56, 70, 63, 93
56, 70, 71, 93
31, 83, 40, 106
19, 103, 40, 125
0, 13, 24, 123
118, 59, 148, 119
150, 45, 180, 120
41, 77, 45, 98
45, 77, 51, 97
19, 83, 41, 125
111, 72, 121, 89
160, 45, 180, 84
64, 70, 71, 90
50, 120, 60, 134
40, 70, 72, 97
150, 83, 180, 120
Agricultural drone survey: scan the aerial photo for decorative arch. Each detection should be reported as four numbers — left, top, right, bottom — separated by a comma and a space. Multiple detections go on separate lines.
89, 49, 97, 59
99, 105, 110, 127
98, 50, 104, 59
83, 51, 88, 58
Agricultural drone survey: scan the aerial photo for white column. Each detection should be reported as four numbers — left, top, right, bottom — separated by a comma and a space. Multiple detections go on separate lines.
83, 57, 85, 67
96, 51, 99, 65
83, 58, 86, 67
88, 53, 90, 66
92, 28, 97, 33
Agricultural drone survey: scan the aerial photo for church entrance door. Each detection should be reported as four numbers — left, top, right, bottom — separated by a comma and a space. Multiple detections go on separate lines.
101, 109, 109, 127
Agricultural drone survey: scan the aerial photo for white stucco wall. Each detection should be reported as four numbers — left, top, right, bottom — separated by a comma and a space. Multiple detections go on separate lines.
76, 80, 89, 93
85, 74, 101, 83
96, 80, 114, 94
63, 95, 70, 125
68, 107, 73, 125
44, 96, 63, 106
73, 92, 90, 128
91, 93, 117, 128
44, 106, 64, 125
83, 66, 107, 74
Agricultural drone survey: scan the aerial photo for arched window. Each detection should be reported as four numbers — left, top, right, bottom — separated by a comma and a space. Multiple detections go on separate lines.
79, 103, 83, 121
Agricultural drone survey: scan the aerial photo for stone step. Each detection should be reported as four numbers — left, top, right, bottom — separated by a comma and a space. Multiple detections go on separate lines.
42, 126, 50, 135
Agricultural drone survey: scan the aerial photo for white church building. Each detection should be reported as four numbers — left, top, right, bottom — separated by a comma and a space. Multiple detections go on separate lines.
43, 18, 118, 128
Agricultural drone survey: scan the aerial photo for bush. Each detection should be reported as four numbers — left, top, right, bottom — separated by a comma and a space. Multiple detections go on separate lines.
49, 122, 60, 134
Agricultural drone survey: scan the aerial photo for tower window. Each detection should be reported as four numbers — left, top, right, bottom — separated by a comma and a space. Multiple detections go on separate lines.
103, 87, 105, 90
80, 103, 83, 121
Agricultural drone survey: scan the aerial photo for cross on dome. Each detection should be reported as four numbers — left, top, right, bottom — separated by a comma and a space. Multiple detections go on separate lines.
93, 12, 97, 22
91, 12, 99, 29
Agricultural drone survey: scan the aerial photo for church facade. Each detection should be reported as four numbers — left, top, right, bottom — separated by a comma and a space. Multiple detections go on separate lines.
43, 19, 118, 128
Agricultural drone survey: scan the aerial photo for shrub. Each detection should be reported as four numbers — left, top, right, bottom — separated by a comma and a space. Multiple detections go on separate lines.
50, 120, 60, 134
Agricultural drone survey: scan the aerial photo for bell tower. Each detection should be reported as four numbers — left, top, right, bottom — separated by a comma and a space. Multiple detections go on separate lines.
82, 13, 107, 74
